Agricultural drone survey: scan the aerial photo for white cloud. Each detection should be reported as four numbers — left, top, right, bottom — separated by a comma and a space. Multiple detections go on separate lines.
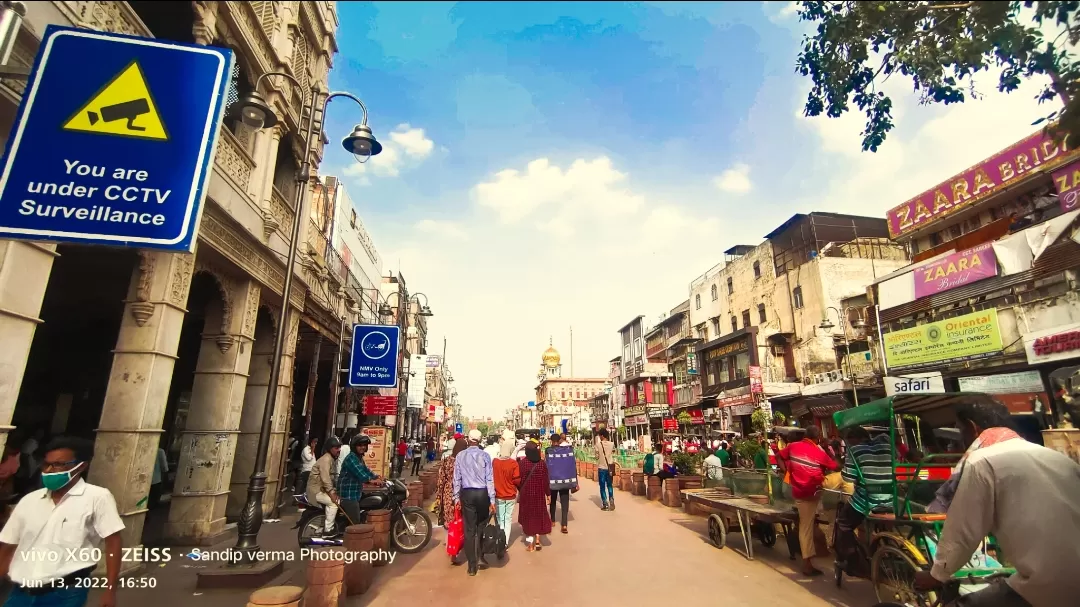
390, 124, 435, 158
415, 218, 470, 241
473, 157, 645, 233
713, 163, 753, 194
381, 155, 722, 418
344, 124, 435, 182
796, 68, 1061, 218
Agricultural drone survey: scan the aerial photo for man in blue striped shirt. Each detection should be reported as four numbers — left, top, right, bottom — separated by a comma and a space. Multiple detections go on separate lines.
453, 429, 496, 576
835, 426, 894, 577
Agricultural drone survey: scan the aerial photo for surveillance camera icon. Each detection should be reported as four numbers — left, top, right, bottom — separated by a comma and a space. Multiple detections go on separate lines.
87, 98, 150, 132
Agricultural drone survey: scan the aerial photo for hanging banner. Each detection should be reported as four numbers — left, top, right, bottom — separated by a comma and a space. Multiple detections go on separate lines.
686, 351, 698, 375
407, 354, 425, 408
883, 309, 1003, 369
662, 418, 677, 431
914, 243, 998, 298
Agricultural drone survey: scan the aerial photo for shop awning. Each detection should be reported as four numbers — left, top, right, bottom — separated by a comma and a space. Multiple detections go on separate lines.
792, 395, 849, 419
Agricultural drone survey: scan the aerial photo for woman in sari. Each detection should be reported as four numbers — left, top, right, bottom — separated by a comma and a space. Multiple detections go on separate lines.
517, 442, 552, 552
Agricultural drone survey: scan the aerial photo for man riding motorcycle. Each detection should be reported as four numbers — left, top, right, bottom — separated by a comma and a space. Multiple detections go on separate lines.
305, 436, 342, 537
337, 434, 381, 526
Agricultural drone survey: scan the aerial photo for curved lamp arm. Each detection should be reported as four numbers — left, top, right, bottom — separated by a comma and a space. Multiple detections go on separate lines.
254, 70, 303, 94
324, 91, 372, 126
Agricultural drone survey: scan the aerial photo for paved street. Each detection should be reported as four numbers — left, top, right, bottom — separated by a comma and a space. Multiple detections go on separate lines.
357, 478, 877, 607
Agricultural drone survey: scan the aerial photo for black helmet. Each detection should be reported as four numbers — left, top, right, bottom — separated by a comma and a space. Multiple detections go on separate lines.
351, 434, 372, 449
325, 436, 342, 449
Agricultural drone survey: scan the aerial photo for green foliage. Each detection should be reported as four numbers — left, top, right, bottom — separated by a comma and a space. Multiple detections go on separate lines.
672, 451, 704, 475
476, 422, 491, 437
773, 412, 787, 426
795, 1, 1080, 152
676, 411, 693, 426
617, 425, 628, 439
751, 408, 770, 435
734, 438, 763, 465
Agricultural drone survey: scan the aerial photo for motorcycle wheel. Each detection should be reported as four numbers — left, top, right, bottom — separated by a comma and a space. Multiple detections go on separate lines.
391, 507, 432, 553
297, 512, 326, 546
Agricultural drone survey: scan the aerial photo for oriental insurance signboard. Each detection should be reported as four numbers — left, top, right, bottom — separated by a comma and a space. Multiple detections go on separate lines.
883, 309, 1003, 370
886, 129, 1079, 238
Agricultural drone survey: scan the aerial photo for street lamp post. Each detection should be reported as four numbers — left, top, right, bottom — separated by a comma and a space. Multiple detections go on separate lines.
819, 306, 868, 408
377, 291, 433, 460
229, 73, 383, 560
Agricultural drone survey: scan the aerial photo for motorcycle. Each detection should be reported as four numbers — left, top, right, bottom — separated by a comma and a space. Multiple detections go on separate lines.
293, 478, 432, 553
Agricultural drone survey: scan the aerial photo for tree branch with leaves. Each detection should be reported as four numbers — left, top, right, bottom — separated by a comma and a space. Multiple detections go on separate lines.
795, 1, 1080, 152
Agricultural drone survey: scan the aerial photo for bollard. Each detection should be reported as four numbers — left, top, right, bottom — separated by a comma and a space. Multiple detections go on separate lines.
632, 472, 645, 496
407, 481, 423, 507
634, 481, 646, 495
247, 586, 303, 607
620, 470, 632, 491
647, 475, 661, 501
343, 524, 375, 596
305, 556, 346, 607
367, 509, 392, 567
663, 478, 682, 507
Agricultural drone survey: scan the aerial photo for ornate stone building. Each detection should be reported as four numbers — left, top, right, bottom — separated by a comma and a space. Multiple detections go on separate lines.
0, 1, 365, 555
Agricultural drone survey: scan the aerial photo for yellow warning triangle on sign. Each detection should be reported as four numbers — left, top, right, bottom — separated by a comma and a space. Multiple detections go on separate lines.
63, 61, 168, 141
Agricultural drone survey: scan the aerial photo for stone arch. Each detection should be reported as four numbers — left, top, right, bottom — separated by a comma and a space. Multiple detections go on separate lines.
191, 268, 233, 352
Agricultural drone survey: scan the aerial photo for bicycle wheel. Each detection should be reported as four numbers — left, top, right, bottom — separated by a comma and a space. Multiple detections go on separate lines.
870, 545, 933, 606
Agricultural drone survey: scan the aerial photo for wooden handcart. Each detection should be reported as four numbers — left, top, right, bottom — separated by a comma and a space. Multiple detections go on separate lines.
681, 488, 800, 561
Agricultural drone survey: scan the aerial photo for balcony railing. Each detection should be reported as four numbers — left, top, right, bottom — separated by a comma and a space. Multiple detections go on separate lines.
214, 128, 255, 195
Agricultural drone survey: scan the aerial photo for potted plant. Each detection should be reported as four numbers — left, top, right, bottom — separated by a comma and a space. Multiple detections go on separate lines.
676, 411, 693, 432
751, 408, 770, 435
772, 411, 787, 427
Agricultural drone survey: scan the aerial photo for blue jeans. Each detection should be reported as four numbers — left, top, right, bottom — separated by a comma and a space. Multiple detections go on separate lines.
4, 586, 90, 607
495, 498, 515, 543
597, 468, 614, 503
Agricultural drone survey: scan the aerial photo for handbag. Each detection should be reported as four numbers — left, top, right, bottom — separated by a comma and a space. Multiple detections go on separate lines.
445, 503, 464, 557
481, 522, 507, 557
602, 441, 615, 475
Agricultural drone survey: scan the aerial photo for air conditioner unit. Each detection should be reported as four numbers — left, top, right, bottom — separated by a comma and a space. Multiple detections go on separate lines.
828, 369, 843, 382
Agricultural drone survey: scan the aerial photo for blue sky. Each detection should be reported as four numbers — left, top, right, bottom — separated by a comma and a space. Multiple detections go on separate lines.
320, 1, 1057, 419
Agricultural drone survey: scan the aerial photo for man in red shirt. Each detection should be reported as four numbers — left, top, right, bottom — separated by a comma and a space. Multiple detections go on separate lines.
394, 438, 408, 478
778, 425, 839, 575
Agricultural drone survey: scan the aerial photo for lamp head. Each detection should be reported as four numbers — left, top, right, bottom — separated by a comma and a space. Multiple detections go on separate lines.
378, 302, 393, 317
851, 318, 868, 330
418, 305, 434, 317
234, 91, 277, 130
819, 318, 835, 330
343, 124, 382, 161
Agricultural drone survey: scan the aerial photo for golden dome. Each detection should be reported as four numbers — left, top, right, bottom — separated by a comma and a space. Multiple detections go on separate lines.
542, 340, 561, 367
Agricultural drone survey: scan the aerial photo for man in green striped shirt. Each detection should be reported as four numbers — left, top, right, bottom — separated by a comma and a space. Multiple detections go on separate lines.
835, 426, 894, 577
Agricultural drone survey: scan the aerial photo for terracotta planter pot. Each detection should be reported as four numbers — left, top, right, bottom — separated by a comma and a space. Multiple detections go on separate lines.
633, 481, 646, 496
343, 525, 374, 596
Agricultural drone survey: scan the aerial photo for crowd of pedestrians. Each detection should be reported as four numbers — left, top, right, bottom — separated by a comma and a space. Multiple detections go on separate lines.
432, 429, 582, 576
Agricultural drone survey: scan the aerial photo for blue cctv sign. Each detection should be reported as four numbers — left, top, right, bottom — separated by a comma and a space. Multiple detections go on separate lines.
455, 423, 463, 434
348, 324, 400, 388
0, 26, 231, 251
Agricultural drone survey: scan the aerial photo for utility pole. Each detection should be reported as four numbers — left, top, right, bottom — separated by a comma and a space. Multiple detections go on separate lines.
570, 326, 574, 377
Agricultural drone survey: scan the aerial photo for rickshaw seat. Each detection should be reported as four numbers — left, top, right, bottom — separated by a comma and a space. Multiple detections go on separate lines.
868, 512, 947, 522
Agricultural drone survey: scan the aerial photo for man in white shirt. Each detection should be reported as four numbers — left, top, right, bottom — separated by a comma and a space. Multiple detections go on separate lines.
0, 437, 124, 607
702, 450, 724, 481
914, 401, 1080, 607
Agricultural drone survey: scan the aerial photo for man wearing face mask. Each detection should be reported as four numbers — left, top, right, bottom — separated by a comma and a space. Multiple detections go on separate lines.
0, 437, 124, 607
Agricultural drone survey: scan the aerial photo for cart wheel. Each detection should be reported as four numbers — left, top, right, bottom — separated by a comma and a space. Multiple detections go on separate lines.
707, 514, 726, 549
870, 545, 934, 606
757, 522, 777, 547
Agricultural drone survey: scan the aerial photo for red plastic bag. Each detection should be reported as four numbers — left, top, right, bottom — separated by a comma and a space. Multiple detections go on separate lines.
446, 503, 464, 557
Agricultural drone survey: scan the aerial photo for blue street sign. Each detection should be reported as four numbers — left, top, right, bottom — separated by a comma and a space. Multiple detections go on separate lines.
0, 26, 231, 251
348, 324, 400, 388
455, 423, 463, 435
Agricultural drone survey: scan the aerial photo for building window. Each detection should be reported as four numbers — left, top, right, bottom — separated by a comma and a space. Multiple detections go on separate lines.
793, 286, 804, 309
731, 316, 738, 332
742, 309, 751, 329
350, 209, 357, 229
710, 284, 718, 301
695, 294, 701, 309
696, 324, 707, 339
758, 303, 767, 323
753, 261, 761, 279
711, 318, 720, 336
726, 276, 734, 295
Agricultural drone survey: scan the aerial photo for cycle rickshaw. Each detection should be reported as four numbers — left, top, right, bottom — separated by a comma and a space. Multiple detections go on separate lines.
830, 393, 1015, 605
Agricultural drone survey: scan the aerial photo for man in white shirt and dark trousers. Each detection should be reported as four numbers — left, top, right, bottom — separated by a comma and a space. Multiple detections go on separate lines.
0, 437, 124, 607
914, 401, 1080, 607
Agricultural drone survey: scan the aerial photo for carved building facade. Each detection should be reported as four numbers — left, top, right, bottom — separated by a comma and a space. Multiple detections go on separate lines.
0, 1, 361, 553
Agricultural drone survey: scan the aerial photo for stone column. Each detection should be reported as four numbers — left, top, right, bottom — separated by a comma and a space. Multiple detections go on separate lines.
228, 300, 273, 519
0, 241, 58, 452
265, 309, 300, 514
89, 248, 196, 555
258, 125, 286, 236
164, 275, 260, 544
